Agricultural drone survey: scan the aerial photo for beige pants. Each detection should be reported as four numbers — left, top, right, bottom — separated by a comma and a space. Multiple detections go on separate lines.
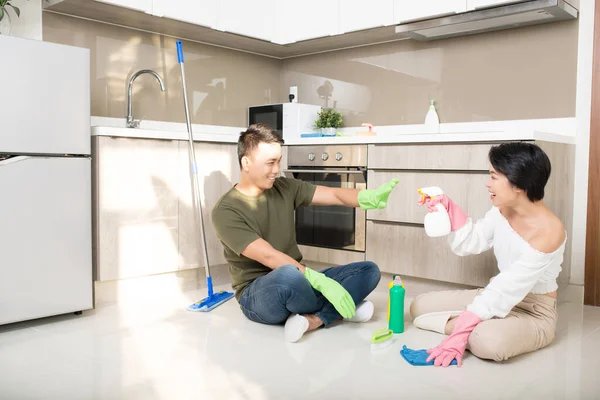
410, 289, 558, 362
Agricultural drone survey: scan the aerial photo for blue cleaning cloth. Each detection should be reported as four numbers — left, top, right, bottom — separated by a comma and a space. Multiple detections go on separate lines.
400, 345, 458, 366
300, 132, 337, 138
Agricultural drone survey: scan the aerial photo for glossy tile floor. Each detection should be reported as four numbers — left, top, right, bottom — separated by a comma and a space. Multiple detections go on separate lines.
1, 274, 600, 400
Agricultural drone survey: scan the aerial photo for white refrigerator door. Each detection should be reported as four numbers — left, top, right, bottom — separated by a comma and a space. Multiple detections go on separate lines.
0, 156, 92, 325
0, 35, 90, 155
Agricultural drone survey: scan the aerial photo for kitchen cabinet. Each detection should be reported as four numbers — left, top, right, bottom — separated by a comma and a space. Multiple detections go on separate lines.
367, 221, 497, 287
274, 0, 340, 44
367, 170, 490, 224
394, 0, 467, 24
216, 0, 275, 41
92, 137, 180, 281
368, 142, 493, 170
92, 137, 239, 281
467, 0, 525, 10
177, 141, 240, 269
365, 140, 574, 287
96, 0, 152, 13
339, 0, 394, 33
152, 0, 217, 28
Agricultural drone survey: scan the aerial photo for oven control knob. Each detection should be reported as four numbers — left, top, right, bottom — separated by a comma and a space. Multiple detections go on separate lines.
335, 152, 343, 161
308, 153, 315, 161
321, 152, 329, 161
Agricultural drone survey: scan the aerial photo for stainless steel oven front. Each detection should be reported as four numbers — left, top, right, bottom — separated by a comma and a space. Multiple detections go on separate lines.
284, 145, 368, 252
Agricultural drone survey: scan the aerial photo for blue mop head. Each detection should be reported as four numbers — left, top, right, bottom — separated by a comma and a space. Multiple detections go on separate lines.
187, 290, 235, 312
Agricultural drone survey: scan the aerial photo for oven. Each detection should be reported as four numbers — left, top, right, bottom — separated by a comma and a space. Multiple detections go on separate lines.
284, 145, 367, 252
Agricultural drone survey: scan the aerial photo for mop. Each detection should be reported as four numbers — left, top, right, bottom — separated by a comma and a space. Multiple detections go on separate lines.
176, 41, 235, 312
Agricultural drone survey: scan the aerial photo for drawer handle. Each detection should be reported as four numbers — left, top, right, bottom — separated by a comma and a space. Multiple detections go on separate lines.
283, 169, 364, 174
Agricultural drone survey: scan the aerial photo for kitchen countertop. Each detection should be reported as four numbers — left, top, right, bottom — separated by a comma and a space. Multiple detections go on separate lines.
91, 116, 577, 145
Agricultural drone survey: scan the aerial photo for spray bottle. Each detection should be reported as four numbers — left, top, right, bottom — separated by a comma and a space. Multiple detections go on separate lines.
418, 186, 451, 237
388, 275, 405, 334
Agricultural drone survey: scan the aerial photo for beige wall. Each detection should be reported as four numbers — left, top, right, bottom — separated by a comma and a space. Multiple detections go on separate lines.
282, 21, 579, 127
42, 12, 282, 127
43, 12, 578, 128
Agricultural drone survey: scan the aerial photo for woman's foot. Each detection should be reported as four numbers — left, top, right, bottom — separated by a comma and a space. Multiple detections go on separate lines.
285, 313, 324, 343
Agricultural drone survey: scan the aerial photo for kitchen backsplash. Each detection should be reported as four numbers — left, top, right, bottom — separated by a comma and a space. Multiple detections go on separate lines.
42, 12, 282, 128
43, 12, 577, 128
281, 20, 578, 127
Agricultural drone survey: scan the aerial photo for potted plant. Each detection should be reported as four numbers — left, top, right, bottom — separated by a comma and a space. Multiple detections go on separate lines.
0, 0, 23, 35
314, 108, 343, 135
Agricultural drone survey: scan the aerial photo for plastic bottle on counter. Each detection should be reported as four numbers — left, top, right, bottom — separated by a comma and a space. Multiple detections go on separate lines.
424, 99, 440, 133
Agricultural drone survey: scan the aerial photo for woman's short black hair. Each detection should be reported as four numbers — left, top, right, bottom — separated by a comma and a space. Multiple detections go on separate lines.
488, 142, 551, 202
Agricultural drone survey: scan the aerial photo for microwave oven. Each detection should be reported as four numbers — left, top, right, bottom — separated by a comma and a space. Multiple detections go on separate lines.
248, 103, 321, 140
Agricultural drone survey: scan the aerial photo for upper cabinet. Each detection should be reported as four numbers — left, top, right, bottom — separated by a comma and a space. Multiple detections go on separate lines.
152, 0, 217, 28
339, 0, 394, 34
45, 0, 577, 56
215, 0, 275, 42
96, 0, 152, 13
394, 0, 467, 24
274, 0, 340, 44
467, 0, 525, 10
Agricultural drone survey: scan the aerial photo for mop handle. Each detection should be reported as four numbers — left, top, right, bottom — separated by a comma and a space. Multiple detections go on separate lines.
177, 41, 213, 295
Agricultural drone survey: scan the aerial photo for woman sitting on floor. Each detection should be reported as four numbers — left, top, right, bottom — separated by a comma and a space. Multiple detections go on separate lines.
411, 142, 566, 367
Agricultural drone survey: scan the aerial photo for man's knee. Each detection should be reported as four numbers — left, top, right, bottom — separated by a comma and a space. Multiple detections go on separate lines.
363, 261, 381, 289
270, 265, 309, 289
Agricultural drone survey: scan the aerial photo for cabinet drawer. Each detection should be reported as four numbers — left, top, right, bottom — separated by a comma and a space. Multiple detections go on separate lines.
366, 221, 497, 287
367, 170, 491, 224
368, 143, 495, 170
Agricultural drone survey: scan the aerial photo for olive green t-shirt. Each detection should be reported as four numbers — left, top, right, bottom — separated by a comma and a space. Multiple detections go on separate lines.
211, 177, 317, 300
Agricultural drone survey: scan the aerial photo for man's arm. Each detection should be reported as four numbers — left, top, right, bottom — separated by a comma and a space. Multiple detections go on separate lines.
242, 238, 306, 273
310, 186, 360, 207
309, 178, 399, 209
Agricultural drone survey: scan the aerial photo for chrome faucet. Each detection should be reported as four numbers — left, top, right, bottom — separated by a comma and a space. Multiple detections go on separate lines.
126, 69, 166, 128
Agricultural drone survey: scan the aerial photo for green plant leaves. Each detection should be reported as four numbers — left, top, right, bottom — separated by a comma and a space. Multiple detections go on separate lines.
6, 4, 20, 18
314, 108, 343, 129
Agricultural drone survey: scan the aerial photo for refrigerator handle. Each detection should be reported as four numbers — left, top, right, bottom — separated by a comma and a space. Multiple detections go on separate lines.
0, 156, 30, 166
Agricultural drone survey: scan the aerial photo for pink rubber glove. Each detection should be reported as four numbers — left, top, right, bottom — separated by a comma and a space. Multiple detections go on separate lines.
426, 310, 482, 367
419, 194, 468, 232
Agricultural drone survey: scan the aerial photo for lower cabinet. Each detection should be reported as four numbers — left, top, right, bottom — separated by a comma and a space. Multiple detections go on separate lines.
93, 136, 238, 281
365, 139, 575, 286
366, 220, 497, 287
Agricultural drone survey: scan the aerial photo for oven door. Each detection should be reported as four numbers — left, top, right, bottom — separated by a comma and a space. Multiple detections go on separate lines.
284, 167, 366, 252
248, 104, 283, 136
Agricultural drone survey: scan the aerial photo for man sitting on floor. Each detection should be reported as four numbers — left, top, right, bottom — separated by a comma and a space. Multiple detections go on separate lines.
212, 124, 399, 342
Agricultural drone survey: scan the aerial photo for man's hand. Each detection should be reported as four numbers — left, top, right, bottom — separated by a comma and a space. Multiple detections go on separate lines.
357, 179, 399, 210
303, 268, 355, 318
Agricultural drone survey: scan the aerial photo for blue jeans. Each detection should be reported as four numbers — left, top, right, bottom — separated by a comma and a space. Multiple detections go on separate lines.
238, 261, 381, 327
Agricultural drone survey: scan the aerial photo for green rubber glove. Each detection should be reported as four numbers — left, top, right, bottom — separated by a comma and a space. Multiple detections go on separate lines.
357, 179, 399, 210
303, 268, 356, 319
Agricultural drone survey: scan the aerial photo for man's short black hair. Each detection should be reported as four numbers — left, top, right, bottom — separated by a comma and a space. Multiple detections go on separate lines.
488, 142, 551, 202
237, 124, 284, 168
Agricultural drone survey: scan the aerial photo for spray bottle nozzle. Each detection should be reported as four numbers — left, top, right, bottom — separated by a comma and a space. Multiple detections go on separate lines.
418, 186, 444, 202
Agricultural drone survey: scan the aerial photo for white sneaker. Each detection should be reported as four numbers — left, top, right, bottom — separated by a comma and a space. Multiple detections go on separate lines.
413, 310, 462, 334
285, 314, 309, 343
344, 300, 374, 323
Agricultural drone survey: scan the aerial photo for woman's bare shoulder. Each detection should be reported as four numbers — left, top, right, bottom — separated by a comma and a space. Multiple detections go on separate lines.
530, 212, 566, 254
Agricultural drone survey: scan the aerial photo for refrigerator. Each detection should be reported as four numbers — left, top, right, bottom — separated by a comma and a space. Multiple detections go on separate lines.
0, 35, 93, 325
